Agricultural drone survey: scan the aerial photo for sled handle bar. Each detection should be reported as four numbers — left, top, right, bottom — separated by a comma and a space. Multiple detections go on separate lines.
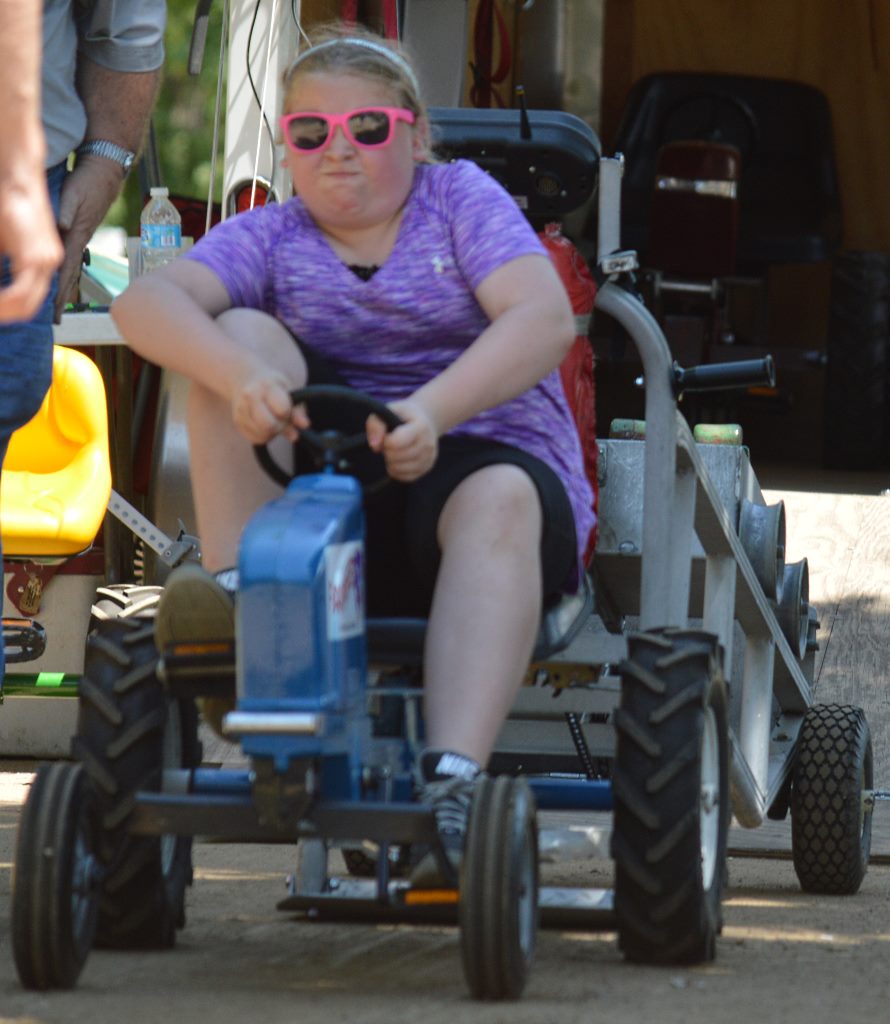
672, 355, 776, 397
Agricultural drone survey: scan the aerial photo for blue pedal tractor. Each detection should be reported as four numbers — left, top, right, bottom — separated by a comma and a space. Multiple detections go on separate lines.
10, 108, 873, 1000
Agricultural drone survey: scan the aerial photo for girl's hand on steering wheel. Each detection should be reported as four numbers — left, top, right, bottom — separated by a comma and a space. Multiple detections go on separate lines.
231, 371, 310, 444
367, 398, 438, 481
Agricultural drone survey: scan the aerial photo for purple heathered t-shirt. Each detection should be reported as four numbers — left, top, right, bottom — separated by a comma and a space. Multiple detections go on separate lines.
185, 159, 595, 586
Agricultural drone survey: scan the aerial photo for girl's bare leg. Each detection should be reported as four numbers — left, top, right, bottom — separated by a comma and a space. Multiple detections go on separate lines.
422, 463, 543, 765
186, 308, 307, 572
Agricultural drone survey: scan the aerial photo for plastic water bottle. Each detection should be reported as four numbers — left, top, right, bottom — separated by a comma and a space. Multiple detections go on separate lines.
140, 187, 182, 272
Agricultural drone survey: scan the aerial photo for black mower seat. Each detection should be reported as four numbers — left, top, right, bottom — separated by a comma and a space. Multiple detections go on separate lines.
608, 71, 842, 270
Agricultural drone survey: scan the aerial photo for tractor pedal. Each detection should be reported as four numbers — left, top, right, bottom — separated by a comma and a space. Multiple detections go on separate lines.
1, 617, 47, 664
158, 640, 236, 700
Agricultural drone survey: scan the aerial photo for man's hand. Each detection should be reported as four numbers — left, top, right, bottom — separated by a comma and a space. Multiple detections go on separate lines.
53, 155, 126, 321
367, 398, 439, 481
0, 179, 63, 323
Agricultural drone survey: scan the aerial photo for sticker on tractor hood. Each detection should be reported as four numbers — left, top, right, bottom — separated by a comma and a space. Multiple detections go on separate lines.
325, 541, 365, 641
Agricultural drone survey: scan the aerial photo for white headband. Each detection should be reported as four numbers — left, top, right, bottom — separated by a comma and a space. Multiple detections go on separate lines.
289, 37, 421, 100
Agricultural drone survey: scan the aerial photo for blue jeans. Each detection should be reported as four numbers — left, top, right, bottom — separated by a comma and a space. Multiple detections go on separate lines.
1, 161, 68, 681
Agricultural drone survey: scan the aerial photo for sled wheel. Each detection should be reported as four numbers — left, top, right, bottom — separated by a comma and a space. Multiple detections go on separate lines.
791, 703, 873, 894
613, 629, 730, 964
459, 775, 538, 1001
11, 762, 101, 990
71, 585, 200, 948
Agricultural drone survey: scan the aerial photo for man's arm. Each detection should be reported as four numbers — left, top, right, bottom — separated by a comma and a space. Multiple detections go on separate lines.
54, 54, 162, 319
0, 0, 63, 322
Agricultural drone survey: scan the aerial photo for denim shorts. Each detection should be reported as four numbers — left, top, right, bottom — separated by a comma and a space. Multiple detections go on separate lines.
0, 161, 67, 450
1, 161, 67, 678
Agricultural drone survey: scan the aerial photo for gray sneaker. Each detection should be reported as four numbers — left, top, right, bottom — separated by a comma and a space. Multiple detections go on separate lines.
409, 771, 477, 889
155, 563, 235, 649
155, 564, 237, 738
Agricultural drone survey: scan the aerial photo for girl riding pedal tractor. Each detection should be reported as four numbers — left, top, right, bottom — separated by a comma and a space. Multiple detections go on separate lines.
111, 23, 594, 887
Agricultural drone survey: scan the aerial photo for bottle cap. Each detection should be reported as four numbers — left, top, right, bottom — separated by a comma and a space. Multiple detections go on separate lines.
149, 186, 170, 197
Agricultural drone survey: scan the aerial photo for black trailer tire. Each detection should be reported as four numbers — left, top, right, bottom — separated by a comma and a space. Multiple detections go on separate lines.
823, 250, 890, 470
791, 703, 873, 894
459, 775, 539, 1001
71, 585, 199, 948
11, 762, 100, 990
613, 629, 730, 964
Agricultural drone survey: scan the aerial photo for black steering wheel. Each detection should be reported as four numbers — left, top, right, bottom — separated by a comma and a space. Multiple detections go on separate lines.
253, 384, 403, 493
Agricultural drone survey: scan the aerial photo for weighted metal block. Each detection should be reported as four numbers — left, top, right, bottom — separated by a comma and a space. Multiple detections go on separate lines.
738, 498, 786, 602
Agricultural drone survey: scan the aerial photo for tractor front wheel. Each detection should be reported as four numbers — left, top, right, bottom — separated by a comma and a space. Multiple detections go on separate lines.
459, 774, 539, 1000
11, 762, 101, 989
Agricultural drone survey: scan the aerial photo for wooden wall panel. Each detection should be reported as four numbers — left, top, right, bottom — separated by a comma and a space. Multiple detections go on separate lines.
602, 0, 890, 250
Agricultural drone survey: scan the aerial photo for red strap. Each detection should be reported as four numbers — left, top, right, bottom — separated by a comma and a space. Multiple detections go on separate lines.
341, 0, 358, 24
471, 0, 512, 108
488, 2, 512, 86
382, 0, 399, 38
472, 0, 493, 107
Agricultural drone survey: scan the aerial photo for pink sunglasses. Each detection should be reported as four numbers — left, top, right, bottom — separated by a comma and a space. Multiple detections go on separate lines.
279, 106, 416, 153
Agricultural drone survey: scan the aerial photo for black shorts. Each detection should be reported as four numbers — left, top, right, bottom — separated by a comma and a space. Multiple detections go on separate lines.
294, 340, 578, 617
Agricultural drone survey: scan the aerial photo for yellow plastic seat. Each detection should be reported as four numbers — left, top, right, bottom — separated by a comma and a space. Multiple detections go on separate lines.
1, 345, 111, 557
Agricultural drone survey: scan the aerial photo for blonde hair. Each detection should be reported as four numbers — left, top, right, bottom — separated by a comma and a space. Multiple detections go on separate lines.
283, 24, 434, 161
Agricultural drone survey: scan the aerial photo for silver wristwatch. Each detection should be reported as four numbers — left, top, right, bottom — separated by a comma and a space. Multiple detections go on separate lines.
75, 139, 136, 176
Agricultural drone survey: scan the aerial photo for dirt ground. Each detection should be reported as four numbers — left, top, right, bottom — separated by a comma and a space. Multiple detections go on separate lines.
1, 770, 888, 1024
